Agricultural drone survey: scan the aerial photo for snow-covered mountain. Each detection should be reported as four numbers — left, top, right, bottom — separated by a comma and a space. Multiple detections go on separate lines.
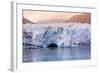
23, 22, 91, 48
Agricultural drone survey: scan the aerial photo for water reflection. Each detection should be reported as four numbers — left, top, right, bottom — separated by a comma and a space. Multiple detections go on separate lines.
23, 46, 90, 62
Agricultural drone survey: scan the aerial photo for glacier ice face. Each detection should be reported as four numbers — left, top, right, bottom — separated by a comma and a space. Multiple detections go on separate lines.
23, 23, 91, 48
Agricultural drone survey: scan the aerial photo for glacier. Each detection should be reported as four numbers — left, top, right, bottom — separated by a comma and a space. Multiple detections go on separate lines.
23, 22, 91, 49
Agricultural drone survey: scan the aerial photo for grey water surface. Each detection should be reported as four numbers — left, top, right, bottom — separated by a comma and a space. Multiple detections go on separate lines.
23, 46, 90, 62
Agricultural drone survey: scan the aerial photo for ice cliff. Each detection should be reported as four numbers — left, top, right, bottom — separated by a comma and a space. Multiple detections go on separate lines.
23, 22, 91, 48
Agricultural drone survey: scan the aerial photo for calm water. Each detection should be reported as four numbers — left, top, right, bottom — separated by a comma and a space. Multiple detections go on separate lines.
23, 46, 91, 62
